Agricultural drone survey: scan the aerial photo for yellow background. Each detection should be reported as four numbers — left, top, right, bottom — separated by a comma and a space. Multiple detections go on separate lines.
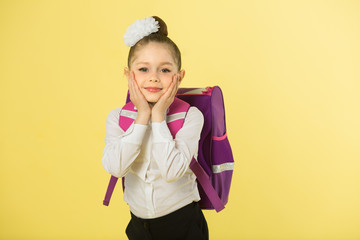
1, 0, 360, 239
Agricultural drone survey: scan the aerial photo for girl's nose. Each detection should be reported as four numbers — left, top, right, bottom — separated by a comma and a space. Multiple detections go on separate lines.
149, 73, 159, 82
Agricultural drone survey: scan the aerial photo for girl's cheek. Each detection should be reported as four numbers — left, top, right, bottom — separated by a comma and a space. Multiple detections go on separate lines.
134, 72, 143, 80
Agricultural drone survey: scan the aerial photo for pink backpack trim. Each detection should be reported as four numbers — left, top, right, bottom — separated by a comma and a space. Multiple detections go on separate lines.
212, 132, 227, 141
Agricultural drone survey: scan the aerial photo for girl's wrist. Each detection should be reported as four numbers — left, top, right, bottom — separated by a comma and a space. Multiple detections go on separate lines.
151, 111, 165, 123
135, 111, 151, 125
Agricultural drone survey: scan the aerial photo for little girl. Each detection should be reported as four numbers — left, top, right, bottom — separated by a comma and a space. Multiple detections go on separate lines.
101, 16, 209, 240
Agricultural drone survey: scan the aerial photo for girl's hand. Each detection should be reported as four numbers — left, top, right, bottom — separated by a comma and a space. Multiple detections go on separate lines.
151, 74, 180, 122
128, 71, 151, 125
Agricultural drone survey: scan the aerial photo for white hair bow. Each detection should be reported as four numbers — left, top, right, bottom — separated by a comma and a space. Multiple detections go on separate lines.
123, 17, 160, 47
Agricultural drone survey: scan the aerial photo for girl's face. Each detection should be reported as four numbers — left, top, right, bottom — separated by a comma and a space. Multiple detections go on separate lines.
125, 42, 185, 103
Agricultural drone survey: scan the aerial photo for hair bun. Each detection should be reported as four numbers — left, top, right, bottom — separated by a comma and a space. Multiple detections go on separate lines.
152, 16, 168, 36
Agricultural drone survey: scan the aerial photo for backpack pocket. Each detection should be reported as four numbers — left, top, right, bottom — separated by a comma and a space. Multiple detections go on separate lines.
210, 132, 234, 206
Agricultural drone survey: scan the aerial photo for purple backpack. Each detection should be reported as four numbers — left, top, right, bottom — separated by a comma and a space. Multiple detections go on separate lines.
103, 86, 234, 212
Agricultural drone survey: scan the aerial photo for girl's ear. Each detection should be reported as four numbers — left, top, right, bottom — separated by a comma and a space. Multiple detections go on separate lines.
124, 67, 130, 80
178, 69, 185, 83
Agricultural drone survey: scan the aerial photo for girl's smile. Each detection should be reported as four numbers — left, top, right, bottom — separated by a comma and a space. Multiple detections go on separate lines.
145, 87, 162, 93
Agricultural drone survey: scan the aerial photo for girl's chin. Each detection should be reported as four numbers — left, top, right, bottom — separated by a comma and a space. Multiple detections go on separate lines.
145, 96, 160, 103
143, 92, 162, 103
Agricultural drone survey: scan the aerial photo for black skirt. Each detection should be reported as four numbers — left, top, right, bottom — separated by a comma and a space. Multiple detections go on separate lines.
126, 202, 209, 240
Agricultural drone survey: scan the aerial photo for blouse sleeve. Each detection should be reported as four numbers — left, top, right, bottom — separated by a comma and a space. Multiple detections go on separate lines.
151, 106, 204, 182
101, 107, 148, 178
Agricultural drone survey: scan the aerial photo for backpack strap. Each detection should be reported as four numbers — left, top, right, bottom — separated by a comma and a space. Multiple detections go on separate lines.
103, 98, 190, 206
103, 102, 138, 206
189, 158, 225, 212
103, 176, 118, 206
166, 98, 189, 137
119, 101, 137, 131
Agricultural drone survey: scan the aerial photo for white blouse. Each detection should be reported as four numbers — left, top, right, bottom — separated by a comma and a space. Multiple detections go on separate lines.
101, 106, 204, 219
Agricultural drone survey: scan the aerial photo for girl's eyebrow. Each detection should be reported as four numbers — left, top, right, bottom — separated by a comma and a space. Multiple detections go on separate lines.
159, 62, 174, 66
135, 61, 174, 66
135, 61, 150, 65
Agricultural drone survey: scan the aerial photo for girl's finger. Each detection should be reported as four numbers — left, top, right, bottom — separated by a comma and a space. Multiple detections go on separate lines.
170, 75, 179, 97
128, 76, 133, 92
128, 81, 135, 101
130, 71, 137, 91
131, 70, 136, 81
164, 79, 175, 99
128, 72, 139, 101
130, 71, 141, 95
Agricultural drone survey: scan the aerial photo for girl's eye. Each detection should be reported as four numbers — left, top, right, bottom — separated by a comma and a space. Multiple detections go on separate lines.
161, 68, 170, 73
139, 68, 148, 72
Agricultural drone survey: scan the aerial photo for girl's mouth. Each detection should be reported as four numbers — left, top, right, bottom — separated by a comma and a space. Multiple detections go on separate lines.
145, 87, 162, 93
